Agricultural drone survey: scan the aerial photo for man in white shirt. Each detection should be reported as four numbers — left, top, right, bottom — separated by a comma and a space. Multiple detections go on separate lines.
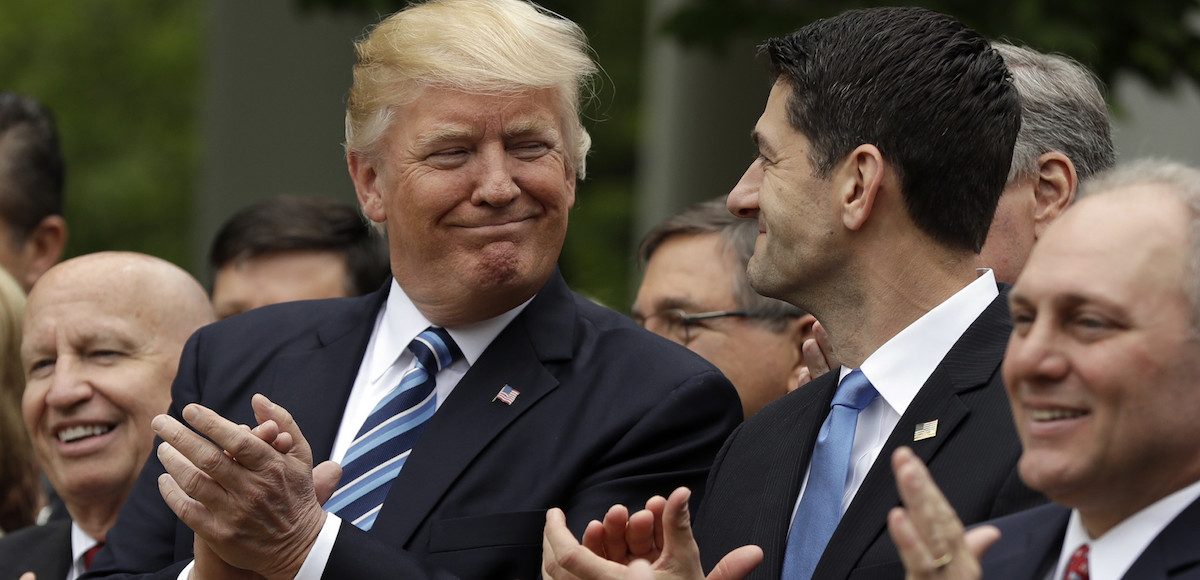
543, 7, 1046, 580
0, 253, 213, 580
88, 1, 742, 579
887, 161, 1200, 580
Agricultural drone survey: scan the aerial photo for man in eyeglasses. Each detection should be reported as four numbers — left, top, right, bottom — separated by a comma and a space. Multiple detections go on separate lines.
633, 198, 817, 418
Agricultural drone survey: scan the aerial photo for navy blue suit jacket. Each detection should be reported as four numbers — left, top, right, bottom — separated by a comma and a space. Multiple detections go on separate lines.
982, 498, 1200, 579
0, 519, 72, 579
90, 272, 742, 579
693, 289, 1046, 579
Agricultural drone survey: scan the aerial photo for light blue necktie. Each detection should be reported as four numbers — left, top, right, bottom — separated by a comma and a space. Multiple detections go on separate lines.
323, 326, 461, 531
782, 369, 879, 579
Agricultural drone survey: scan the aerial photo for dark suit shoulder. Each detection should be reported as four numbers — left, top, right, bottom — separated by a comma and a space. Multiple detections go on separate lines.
0, 519, 73, 578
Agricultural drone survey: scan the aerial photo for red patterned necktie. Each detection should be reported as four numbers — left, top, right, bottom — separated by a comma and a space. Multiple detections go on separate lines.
83, 542, 105, 571
1063, 544, 1090, 580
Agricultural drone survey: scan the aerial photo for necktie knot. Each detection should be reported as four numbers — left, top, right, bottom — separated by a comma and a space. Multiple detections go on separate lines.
833, 369, 878, 411
409, 326, 462, 373
1063, 543, 1090, 580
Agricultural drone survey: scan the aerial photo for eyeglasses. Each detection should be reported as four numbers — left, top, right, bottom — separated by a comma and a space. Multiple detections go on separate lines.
638, 308, 749, 345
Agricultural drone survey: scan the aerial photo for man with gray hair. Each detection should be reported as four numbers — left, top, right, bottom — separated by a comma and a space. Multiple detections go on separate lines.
888, 159, 1200, 579
978, 43, 1115, 284
91, 1, 740, 579
634, 197, 816, 418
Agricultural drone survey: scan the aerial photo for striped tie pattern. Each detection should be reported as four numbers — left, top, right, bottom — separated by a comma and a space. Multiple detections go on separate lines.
324, 326, 462, 530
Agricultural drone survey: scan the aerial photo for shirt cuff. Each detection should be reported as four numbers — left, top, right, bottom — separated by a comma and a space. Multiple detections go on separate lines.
295, 513, 342, 580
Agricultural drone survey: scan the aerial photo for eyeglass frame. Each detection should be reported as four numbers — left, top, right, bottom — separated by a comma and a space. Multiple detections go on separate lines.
637, 308, 752, 345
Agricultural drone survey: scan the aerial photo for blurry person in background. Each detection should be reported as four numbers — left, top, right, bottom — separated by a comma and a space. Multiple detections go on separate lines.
634, 197, 817, 417
209, 195, 390, 319
0, 92, 68, 291
977, 43, 1115, 284
0, 253, 213, 579
0, 267, 38, 536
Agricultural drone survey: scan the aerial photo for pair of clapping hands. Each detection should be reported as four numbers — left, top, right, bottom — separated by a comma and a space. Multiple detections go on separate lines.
543, 441, 999, 580
152, 394, 343, 580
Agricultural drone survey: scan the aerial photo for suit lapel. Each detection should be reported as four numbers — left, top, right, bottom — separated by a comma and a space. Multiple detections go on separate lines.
1123, 495, 1200, 579
815, 291, 1011, 578
372, 272, 576, 547
754, 372, 838, 577
982, 504, 1069, 578
265, 289, 387, 463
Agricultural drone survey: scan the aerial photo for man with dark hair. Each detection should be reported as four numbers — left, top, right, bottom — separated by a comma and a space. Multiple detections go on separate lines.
209, 196, 390, 319
0, 93, 67, 291
634, 197, 816, 418
544, 8, 1043, 580
978, 43, 1116, 284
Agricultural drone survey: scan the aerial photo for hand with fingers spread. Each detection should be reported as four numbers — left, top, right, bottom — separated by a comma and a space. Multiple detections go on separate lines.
153, 393, 340, 579
543, 487, 762, 580
887, 447, 1001, 580
793, 321, 836, 391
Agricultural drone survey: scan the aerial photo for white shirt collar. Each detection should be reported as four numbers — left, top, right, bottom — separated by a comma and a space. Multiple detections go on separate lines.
70, 521, 99, 579
366, 279, 531, 383
1055, 478, 1200, 580
855, 269, 998, 415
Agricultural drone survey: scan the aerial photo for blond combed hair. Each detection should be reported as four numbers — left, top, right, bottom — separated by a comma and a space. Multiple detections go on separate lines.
345, 0, 597, 179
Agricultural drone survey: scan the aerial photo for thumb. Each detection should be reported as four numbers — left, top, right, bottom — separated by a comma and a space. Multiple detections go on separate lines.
706, 546, 763, 580
964, 525, 1001, 560
313, 460, 343, 505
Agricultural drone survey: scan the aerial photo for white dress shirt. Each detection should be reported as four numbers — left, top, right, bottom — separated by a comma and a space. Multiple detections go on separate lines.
790, 270, 998, 523
181, 280, 529, 579
69, 522, 99, 580
1050, 479, 1200, 580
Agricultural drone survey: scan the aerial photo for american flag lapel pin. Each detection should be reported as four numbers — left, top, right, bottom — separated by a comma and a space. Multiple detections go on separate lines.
493, 384, 520, 405
913, 419, 938, 442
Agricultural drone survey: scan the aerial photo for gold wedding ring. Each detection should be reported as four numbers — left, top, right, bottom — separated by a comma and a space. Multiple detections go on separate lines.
931, 552, 954, 569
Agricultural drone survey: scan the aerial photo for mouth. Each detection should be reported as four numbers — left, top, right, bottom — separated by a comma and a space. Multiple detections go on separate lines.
1029, 408, 1089, 422
55, 423, 116, 444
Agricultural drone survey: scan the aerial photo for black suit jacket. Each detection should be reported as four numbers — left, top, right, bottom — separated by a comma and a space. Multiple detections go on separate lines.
91, 272, 742, 579
693, 290, 1045, 579
983, 498, 1200, 579
0, 519, 72, 579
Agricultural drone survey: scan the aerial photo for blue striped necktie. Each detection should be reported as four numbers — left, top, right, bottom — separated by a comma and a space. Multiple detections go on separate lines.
782, 369, 878, 579
324, 326, 462, 531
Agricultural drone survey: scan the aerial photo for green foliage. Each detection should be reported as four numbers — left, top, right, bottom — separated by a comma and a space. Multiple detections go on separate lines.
660, 0, 1200, 93
0, 0, 202, 267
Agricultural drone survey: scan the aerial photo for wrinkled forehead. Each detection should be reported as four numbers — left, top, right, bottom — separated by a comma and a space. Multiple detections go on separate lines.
22, 285, 157, 354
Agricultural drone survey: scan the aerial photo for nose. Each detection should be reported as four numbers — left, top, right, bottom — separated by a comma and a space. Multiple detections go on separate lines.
472, 144, 521, 207
727, 159, 763, 219
1003, 318, 1070, 388
43, 358, 93, 411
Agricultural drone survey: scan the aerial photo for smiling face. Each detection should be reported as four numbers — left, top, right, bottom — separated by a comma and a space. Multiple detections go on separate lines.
728, 82, 841, 308
351, 87, 576, 326
1004, 187, 1200, 534
20, 257, 200, 513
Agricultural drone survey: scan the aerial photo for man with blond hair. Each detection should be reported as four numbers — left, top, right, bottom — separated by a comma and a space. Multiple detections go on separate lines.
0, 253, 213, 579
91, 1, 739, 578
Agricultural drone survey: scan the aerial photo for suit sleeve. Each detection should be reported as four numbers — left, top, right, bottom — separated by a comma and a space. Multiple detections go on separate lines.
84, 332, 203, 579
